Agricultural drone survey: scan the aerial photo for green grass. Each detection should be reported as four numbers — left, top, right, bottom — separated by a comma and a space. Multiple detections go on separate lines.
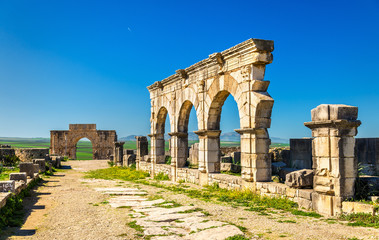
85, 166, 150, 181
127, 220, 144, 232
0, 167, 20, 180
153, 172, 170, 181
85, 166, 320, 219
339, 213, 379, 228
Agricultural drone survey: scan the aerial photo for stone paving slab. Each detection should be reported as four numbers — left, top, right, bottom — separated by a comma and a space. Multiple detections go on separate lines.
184, 224, 243, 240
143, 212, 205, 222
97, 186, 245, 239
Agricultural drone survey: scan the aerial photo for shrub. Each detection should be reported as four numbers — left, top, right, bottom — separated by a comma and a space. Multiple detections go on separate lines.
154, 172, 170, 181
165, 156, 171, 165
1, 155, 20, 167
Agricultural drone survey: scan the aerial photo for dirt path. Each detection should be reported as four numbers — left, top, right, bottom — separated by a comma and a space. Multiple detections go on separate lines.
1, 160, 379, 240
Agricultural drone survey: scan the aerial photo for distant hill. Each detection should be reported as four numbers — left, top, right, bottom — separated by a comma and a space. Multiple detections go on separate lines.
120, 132, 288, 143
119, 135, 138, 141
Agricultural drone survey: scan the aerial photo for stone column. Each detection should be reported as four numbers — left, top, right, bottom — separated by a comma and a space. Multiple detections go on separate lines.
236, 128, 271, 182
169, 132, 188, 181
148, 133, 165, 164
113, 141, 124, 166
305, 104, 361, 216
194, 130, 221, 174
135, 136, 148, 170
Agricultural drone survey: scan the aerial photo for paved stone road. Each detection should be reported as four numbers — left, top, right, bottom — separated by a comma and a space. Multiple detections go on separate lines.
95, 187, 244, 239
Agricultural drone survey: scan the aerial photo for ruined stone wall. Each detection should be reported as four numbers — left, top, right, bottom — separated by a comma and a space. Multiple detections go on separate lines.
14, 148, 49, 162
50, 124, 117, 160
355, 138, 379, 175
155, 164, 172, 179
176, 168, 200, 184
290, 138, 379, 175
289, 139, 312, 169
0, 148, 15, 157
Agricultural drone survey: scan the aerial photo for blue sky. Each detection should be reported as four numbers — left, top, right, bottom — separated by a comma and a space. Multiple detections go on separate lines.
0, 0, 378, 139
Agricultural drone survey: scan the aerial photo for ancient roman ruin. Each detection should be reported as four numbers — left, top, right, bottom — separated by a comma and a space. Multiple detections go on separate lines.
126, 38, 378, 216
147, 38, 275, 183
50, 124, 117, 160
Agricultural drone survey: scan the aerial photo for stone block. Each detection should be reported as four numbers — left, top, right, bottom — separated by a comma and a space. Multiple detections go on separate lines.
311, 104, 358, 121
297, 197, 312, 210
19, 162, 34, 178
124, 149, 134, 155
33, 164, 40, 173
342, 201, 376, 215
33, 159, 46, 172
290, 138, 312, 169
298, 189, 313, 200
221, 163, 232, 172
9, 173, 27, 182
312, 192, 333, 216
0, 181, 15, 192
231, 151, 241, 165
285, 169, 313, 188
279, 167, 296, 181
231, 164, 241, 173
272, 161, 286, 175
221, 156, 233, 163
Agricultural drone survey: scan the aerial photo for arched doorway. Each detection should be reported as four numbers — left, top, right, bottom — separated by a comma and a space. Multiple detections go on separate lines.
75, 137, 93, 160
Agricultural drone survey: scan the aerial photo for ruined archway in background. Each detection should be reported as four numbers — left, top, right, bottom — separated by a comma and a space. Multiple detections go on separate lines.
147, 38, 274, 182
50, 124, 117, 160
75, 137, 93, 160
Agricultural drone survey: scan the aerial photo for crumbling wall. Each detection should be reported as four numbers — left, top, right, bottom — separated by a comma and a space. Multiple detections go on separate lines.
15, 148, 49, 162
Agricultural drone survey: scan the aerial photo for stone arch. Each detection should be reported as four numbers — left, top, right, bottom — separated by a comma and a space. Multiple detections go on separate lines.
50, 124, 117, 160
73, 137, 94, 160
147, 38, 274, 182
155, 106, 169, 135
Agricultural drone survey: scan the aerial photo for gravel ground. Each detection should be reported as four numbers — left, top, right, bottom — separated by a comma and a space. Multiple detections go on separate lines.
2, 160, 379, 240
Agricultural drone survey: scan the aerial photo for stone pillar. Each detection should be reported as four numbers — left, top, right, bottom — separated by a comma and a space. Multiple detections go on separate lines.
135, 136, 148, 170
236, 128, 271, 182
148, 133, 165, 164
113, 141, 124, 166
169, 132, 188, 181
305, 104, 361, 216
194, 130, 221, 173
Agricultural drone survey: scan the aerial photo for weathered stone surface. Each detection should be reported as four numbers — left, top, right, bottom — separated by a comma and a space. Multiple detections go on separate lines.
184, 224, 243, 240
33, 164, 40, 173
221, 156, 233, 163
342, 201, 376, 215
33, 159, 46, 172
19, 162, 34, 178
0, 181, 15, 192
147, 39, 274, 183
189, 143, 199, 166
305, 104, 361, 207
229, 151, 239, 163
290, 138, 312, 169
50, 124, 117, 160
272, 161, 286, 175
9, 173, 27, 182
285, 169, 313, 188
15, 148, 49, 162
123, 153, 136, 167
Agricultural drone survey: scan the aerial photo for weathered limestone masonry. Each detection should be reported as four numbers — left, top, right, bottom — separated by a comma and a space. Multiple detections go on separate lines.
0, 167, 41, 209
50, 124, 117, 160
135, 136, 149, 170
15, 148, 49, 162
147, 38, 275, 183
305, 104, 361, 216
113, 141, 124, 166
